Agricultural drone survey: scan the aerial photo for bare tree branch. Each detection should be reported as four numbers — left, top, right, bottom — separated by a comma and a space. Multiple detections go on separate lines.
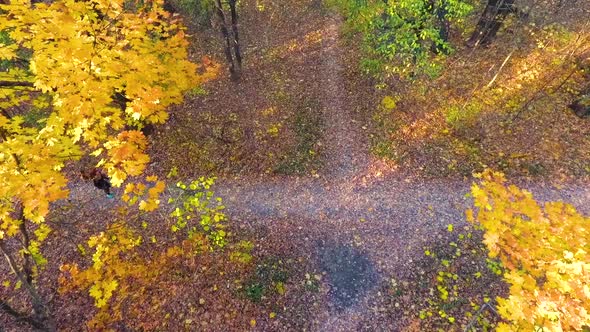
0, 81, 34, 88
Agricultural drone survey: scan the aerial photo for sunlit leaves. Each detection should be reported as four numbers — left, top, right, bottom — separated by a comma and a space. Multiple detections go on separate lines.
0, 0, 207, 190
0, 120, 76, 223
0, 0, 204, 249
101, 130, 149, 187
332, 0, 472, 78
89, 279, 119, 308
0, 43, 18, 60
468, 170, 590, 331
381, 95, 397, 110
59, 215, 216, 327
0, 2, 210, 328
169, 177, 227, 248
56, 173, 230, 329
61, 222, 142, 309
122, 175, 165, 212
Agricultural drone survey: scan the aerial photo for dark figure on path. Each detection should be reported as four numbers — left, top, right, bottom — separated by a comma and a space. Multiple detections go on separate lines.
81, 168, 114, 198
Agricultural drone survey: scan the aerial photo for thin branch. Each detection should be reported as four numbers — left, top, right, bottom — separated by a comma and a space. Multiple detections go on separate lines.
510, 41, 590, 121
486, 48, 515, 88
0, 81, 34, 88
463, 302, 499, 332
0, 240, 53, 331
511, 66, 579, 121
0, 299, 27, 320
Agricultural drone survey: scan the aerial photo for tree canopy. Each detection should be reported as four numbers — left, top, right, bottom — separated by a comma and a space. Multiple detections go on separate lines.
331, 0, 473, 77
0, 0, 216, 328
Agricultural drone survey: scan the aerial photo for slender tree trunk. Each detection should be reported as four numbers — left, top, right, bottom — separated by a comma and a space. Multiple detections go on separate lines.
214, 0, 242, 80
467, 0, 516, 47
0, 240, 55, 331
228, 0, 242, 70
214, 0, 237, 78
430, 0, 450, 54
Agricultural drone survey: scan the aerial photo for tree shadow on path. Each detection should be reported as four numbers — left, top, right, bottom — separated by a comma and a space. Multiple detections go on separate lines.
318, 241, 379, 311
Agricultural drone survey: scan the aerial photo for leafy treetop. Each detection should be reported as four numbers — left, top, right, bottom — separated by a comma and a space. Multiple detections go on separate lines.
468, 170, 590, 331
0, 0, 210, 237
331, 0, 472, 78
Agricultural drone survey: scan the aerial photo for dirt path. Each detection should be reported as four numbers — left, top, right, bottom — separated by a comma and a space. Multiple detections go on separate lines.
208, 13, 590, 329
207, 12, 590, 329
212, 172, 590, 330
320, 15, 370, 179
51, 10, 590, 332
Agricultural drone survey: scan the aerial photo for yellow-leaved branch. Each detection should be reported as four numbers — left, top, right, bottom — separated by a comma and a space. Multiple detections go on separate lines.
468, 170, 590, 331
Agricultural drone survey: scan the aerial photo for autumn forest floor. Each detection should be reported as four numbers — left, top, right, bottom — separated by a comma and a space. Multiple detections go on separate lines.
4, 0, 590, 331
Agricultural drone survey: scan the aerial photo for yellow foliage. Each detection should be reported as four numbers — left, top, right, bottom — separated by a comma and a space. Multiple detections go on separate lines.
381, 95, 397, 110
0, 0, 208, 252
59, 221, 210, 328
89, 279, 119, 308
102, 131, 150, 186
1, 5, 218, 329
61, 223, 142, 308
469, 170, 590, 331
122, 176, 165, 212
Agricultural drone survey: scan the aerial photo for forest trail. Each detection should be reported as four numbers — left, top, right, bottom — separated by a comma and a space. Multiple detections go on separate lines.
200, 13, 590, 329
57, 8, 590, 332
198, 12, 590, 329
320, 15, 370, 179
212, 169, 590, 330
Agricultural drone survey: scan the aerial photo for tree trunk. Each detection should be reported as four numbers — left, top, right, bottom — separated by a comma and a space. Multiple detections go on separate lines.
430, 0, 450, 54
215, 0, 239, 79
467, 0, 515, 47
214, 0, 242, 80
228, 0, 242, 71
16, 205, 34, 286
0, 240, 55, 331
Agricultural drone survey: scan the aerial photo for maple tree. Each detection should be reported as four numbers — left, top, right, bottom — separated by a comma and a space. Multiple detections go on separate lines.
59, 177, 230, 329
0, 0, 219, 329
1, 0, 588, 329
467, 170, 590, 331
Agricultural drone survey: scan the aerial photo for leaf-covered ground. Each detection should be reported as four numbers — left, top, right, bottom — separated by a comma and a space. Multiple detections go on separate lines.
369, 1, 590, 180
3, 0, 590, 331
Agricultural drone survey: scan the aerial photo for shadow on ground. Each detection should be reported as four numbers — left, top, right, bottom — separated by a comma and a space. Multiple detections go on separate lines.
318, 241, 379, 311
